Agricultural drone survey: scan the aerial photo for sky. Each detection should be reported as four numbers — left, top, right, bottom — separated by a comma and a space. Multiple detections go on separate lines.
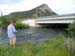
0, 0, 74, 15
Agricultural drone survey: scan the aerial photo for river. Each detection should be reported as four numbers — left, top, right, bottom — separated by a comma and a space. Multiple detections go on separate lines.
0, 28, 68, 44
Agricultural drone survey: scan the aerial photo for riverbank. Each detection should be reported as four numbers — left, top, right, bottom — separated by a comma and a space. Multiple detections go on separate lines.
0, 36, 74, 56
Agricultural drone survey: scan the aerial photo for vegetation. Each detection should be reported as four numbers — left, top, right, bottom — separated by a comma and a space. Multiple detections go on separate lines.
68, 20, 75, 32
67, 20, 75, 56
0, 17, 30, 29
14, 21, 30, 29
68, 20, 75, 38
0, 35, 74, 56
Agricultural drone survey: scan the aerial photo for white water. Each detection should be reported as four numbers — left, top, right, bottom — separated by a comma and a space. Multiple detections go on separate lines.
22, 19, 36, 27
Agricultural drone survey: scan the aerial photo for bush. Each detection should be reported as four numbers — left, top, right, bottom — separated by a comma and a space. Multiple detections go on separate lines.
1, 19, 9, 28
68, 21, 75, 32
68, 20, 75, 37
0, 19, 30, 29
0, 24, 1, 27
14, 21, 30, 29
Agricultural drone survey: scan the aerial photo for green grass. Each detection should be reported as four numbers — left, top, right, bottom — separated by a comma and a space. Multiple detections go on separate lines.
0, 36, 73, 56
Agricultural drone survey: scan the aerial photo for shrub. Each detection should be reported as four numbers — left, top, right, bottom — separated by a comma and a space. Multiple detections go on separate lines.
14, 21, 30, 29
68, 21, 75, 32
0, 18, 30, 29
68, 20, 75, 37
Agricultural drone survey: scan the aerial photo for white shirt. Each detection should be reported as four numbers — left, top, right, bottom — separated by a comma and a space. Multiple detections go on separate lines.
7, 24, 16, 38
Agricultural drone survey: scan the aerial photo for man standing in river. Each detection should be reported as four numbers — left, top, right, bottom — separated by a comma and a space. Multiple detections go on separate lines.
7, 19, 17, 46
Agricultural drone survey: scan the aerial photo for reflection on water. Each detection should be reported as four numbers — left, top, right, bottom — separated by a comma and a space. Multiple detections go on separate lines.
0, 28, 68, 44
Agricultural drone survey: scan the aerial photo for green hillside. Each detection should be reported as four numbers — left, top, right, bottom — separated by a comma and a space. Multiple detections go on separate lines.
5, 4, 57, 19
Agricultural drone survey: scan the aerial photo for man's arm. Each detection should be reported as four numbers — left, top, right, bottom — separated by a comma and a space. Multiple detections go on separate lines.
12, 26, 17, 32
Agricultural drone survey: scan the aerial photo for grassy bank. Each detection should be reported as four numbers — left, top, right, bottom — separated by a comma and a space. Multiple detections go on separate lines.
0, 36, 73, 56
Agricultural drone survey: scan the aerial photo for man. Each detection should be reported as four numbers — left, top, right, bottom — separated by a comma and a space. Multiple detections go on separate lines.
7, 19, 17, 46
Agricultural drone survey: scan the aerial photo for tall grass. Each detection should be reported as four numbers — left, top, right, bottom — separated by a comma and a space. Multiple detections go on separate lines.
0, 36, 72, 56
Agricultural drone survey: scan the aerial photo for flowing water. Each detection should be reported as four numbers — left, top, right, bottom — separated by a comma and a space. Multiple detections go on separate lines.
0, 28, 68, 44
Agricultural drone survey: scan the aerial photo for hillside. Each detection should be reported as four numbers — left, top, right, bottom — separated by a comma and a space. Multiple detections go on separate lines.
5, 4, 57, 19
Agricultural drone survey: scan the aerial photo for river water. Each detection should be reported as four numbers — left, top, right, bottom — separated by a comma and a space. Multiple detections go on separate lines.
0, 28, 68, 44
